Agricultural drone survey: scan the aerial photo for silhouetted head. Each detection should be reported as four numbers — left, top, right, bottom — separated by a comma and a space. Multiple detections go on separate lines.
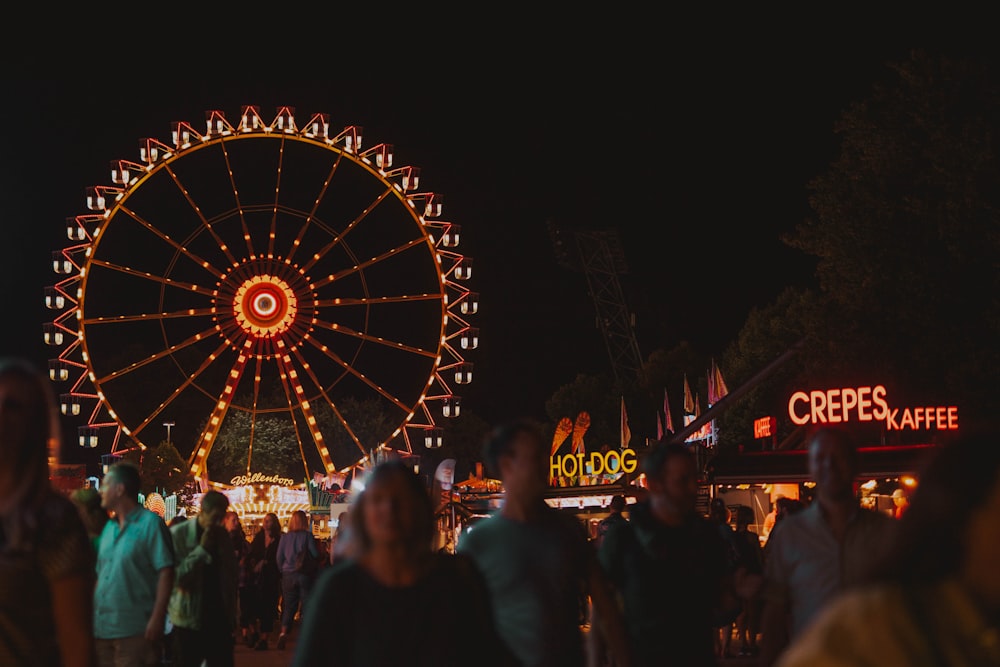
351, 459, 433, 555
642, 442, 698, 519
806, 426, 859, 503
0, 358, 59, 513
609, 494, 626, 514
484, 418, 548, 502
868, 428, 1000, 607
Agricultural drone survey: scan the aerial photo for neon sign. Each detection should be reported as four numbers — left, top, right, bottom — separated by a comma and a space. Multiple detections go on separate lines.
787, 385, 958, 431
754, 416, 776, 439
550, 448, 638, 479
229, 472, 296, 487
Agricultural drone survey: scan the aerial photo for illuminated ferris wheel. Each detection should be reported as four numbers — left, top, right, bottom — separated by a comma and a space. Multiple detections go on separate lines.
44, 106, 478, 484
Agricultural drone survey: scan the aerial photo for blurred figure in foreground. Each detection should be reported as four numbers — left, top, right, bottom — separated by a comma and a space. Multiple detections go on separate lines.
760, 426, 895, 665
329, 510, 354, 566
598, 442, 750, 667
776, 429, 1000, 666
292, 460, 515, 667
459, 418, 632, 667
0, 358, 96, 667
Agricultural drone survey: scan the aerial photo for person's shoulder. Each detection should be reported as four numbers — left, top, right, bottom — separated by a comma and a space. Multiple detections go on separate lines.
774, 583, 904, 666
311, 559, 362, 599
41, 488, 80, 520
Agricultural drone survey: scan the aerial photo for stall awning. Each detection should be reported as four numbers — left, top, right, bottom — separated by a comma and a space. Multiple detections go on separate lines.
707, 444, 939, 484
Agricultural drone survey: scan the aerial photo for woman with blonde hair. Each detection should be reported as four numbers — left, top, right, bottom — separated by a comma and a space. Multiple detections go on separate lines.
0, 357, 96, 666
274, 509, 318, 649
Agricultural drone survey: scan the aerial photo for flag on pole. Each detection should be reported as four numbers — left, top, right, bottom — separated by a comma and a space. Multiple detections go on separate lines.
707, 361, 718, 406
620, 396, 631, 449
714, 362, 729, 400
683, 374, 695, 415
663, 388, 675, 434
656, 411, 664, 440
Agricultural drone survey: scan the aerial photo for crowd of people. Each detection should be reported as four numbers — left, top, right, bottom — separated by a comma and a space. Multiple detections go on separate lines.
2, 354, 1000, 666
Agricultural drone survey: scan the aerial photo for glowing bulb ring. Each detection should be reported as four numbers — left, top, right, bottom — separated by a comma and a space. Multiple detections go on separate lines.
233, 276, 297, 336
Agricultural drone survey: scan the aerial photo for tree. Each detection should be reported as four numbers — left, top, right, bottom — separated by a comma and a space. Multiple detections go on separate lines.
121, 440, 194, 498
784, 50, 1000, 427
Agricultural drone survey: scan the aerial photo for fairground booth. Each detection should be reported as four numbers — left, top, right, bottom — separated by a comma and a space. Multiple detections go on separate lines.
705, 381, 957, 545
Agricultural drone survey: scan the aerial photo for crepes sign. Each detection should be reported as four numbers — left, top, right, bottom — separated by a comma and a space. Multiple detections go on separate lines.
787, 384, 958, 432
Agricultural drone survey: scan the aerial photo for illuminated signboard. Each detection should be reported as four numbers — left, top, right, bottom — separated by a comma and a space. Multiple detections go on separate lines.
787, 384, 958, 431
229, 472, 296, 487
754, 416, 776, 439
550, 448, 638, 480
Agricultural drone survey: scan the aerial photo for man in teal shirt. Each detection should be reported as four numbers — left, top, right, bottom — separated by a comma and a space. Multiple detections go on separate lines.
458, 418, 632, 667
95, 462, 176, 667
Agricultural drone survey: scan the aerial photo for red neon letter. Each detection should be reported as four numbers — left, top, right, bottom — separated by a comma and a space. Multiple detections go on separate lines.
788, 392, 810, 425
826, 389, 843, 423
841, 388, 858, 422
810, 391, 828, 424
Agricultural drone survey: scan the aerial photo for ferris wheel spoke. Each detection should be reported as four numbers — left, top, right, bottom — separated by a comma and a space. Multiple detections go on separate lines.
300, 187, 395, 274
286, 154, 343, 264
119, 205, 227, 279
88, 258, 217, 298
274, 353, 318, 480
289, 346, 368, 456
245, 353, 265, 474
96, 324, 221, 384
314, 293, 441, 307
218, 141, 257, 259
266, 137, 289, 259
163, 164, 241, 267
129, 339, 231, 437
189, 339, 254, 478
311, 317, 437, 358
274, 347, 335, 473
303, 336, 412, 413
82, 306, 216, 325
310, 237, 427, 289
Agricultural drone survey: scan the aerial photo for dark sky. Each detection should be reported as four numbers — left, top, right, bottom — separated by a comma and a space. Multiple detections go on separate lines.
0, 33, 941, 462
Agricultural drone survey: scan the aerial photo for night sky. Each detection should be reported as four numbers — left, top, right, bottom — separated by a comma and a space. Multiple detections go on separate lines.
1, 31, 966, 465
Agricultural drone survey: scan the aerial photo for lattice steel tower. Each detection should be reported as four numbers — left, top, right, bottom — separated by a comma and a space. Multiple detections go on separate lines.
548, 221, 643, 386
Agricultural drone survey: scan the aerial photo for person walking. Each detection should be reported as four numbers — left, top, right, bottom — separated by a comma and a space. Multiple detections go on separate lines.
274, 509, 319, 649
292, 460, 516, 667
597, 441, 750, 667
595, 494, 628, 548
776, 429, 1000, 666
94, 461, 176, 667
759, 426, 896, 666
458, 418, 632, 667
733, 505, 765, 657
222, 510, 253, 648
168, 489, 239, 667
0, 357, 97, 667
245, 512, 282, 650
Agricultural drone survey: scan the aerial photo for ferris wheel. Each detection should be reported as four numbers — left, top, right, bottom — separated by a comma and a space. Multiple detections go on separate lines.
44, 105, 478, 484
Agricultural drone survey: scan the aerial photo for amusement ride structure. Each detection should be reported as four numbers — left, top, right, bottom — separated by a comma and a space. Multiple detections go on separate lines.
44, 106, 478, 504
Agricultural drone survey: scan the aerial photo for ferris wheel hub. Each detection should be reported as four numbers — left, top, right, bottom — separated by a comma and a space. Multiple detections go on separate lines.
233, 275, 297, 336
